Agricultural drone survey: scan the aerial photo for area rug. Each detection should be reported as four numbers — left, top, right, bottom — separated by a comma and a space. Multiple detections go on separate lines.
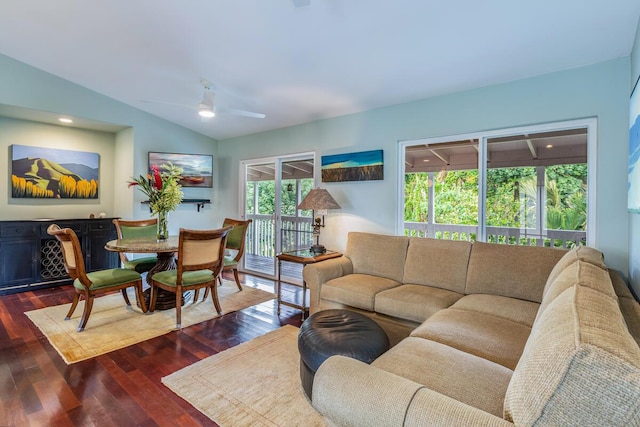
25, 280, 275, 364
162, 324, 327, 427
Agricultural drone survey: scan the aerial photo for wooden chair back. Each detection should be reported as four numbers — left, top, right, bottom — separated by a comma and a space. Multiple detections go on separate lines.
112, 218, 158, 263
47, 224, 90, 286
176, 226, 232, 284
222, 218, 252, 262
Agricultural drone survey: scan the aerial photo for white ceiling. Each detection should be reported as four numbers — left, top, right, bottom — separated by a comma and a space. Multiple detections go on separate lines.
0, 1, 639, 141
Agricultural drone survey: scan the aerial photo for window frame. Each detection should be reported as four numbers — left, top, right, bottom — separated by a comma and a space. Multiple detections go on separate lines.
397, 118, 597, 246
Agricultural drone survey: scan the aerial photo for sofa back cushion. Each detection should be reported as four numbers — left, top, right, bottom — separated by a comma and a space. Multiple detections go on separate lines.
537, 260, 616, 319
345, 232, 409, 283
465, 242, 567, 303
504, 283, 640, 426
402, 238, 471, 293
543, 245, 606, 295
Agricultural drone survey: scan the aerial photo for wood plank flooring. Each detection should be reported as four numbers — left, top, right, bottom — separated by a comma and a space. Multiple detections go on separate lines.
0, 272, 305, 426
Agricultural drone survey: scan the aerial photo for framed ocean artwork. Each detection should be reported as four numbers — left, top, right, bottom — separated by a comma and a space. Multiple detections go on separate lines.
149, 152, 213, 188
321, 149, 383, 183
629, 74, 640, 213
11, 145, 99, 199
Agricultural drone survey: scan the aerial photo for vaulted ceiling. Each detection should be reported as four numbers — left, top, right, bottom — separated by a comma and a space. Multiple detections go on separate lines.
0, 1, 639, 140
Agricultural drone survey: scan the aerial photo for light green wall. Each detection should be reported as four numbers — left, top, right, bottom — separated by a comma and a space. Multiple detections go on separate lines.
219, 58, 631, 276
629, 17, 640, 297
0, 51, 635, 283
0, 53, 220, 234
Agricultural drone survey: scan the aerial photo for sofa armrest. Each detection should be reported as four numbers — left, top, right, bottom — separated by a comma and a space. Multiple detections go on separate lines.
303, 256, 352, 313
313, 356, 513, 427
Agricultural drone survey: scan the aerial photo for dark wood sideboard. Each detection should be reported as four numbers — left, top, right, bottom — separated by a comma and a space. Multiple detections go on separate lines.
0, 218, 119, 295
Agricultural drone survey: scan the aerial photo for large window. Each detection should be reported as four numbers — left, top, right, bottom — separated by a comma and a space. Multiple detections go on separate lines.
400, 120, 595, 247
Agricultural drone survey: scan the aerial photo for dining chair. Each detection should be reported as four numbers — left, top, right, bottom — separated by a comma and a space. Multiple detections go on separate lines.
197, 218, 252, 302
112, 218, 158, 273
149, 226, 232, 329
220, 218, 253, 290
47, 224, 148, 332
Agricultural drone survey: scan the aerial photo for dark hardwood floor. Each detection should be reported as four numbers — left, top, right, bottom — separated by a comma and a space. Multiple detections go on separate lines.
0, 272, 305, 426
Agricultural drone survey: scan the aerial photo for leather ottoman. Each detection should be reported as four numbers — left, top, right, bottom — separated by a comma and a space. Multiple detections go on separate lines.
298, 309, 390, 400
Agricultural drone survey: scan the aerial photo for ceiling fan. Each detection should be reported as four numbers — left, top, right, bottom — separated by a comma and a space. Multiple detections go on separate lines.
141, 79, 265, 119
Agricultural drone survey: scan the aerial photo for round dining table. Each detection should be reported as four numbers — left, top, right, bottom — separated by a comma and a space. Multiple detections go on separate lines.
105, 236, 182, 310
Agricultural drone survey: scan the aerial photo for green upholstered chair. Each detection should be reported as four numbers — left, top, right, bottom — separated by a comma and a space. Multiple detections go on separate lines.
112, 218, 159, 273
149, 226, 231, 329
196, 218, 252, 301
220, 218, 252, 290
47, 224, 147, 332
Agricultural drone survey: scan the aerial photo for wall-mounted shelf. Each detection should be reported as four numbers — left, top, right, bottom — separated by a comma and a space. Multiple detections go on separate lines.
142, 199, 211, 212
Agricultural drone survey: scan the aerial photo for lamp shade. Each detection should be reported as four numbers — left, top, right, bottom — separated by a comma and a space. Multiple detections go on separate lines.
297, 188, 341, 211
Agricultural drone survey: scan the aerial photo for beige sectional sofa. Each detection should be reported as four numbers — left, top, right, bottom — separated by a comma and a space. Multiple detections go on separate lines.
303, 232, 640, 426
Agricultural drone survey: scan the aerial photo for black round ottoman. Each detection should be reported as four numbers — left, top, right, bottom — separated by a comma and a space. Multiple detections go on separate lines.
298, 309, 390, 400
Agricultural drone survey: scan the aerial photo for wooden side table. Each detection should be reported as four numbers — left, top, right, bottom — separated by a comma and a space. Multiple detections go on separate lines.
276, 249, 342, 320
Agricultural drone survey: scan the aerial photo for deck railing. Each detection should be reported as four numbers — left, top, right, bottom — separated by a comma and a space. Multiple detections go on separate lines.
246, 214, 314, 258
404, 221, 586, 248
245, 216, 586, 260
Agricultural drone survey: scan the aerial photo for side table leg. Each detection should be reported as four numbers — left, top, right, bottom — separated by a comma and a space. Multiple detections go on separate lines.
301, 279, 307, 321
277, 258, 282, 315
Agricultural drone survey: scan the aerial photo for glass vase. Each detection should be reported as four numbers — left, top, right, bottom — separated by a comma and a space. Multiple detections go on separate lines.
157, 211, 169, 241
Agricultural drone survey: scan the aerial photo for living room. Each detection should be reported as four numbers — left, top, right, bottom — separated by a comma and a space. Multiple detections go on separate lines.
1, 2, 640, 426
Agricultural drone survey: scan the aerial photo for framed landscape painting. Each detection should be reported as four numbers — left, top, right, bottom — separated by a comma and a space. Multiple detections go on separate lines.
149, 152, 213, 188
11, 145, 99, 199
321, 149, 383, 183
629, 75, 640, 213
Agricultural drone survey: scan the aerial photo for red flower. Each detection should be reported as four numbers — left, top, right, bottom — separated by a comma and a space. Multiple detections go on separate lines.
151, 165, 162, 190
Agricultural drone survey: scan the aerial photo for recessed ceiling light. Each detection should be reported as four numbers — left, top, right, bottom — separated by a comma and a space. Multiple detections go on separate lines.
198, 109, 215, 118
546, 144, 553, 148
58, 118, 73, 123
423, 159, 430, 162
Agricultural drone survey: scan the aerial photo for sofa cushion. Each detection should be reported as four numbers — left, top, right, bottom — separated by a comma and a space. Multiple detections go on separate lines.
375, 284, 463, 323
402, 238, 472, 294
619, 296, 640, 346
450, 294, 540, 327
465, 242, 567, 303
345, 232, 409, 283
537, 260, 615, 320
322, 273, 401, 311
544, 245, 606, 292
372, 337, 512, 417
411, 308, 531, 370
313, 356, 427, 427
610, 268, 636, 299
504, 286, 640, 426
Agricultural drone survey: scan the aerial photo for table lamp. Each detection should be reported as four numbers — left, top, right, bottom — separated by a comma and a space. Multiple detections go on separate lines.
297, 188, 341, 254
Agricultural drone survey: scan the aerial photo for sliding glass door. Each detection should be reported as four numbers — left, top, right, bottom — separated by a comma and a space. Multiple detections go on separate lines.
241, 153, 315, 280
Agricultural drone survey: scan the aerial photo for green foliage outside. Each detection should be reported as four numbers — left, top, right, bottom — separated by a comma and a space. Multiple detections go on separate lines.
245, 178, 316, 255
245, 179, 315, 216
404, 164, 587, 233
243, 163, 587, 248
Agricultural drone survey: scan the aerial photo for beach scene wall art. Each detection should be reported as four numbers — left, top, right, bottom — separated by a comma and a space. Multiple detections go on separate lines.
148, 152, 213, 188
11, 144, 99, 199
629, 75, 640, 213
321, 149, 383, 183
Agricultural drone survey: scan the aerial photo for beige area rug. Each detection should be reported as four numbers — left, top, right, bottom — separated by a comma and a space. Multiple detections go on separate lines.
162, 324, 327, 427
25, 280, 275, 364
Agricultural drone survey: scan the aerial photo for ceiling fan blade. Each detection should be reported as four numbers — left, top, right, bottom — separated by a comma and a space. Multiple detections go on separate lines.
217, 106, 266, 119
140, 99, 198, 110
